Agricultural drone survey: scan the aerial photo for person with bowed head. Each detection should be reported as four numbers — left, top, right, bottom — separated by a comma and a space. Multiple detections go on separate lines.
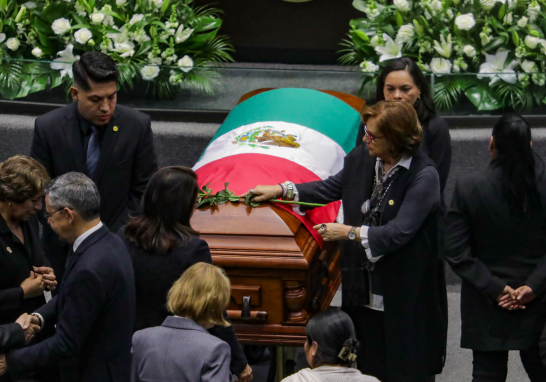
282, 309, 379, 382
248, 101, 447, 381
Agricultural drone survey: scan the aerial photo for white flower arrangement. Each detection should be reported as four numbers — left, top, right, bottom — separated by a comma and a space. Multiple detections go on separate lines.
342, 0, 546, 111
0, 0, 233, 100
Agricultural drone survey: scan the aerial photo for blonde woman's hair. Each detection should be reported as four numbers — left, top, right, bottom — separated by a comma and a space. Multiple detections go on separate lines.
167, 262, 231, 327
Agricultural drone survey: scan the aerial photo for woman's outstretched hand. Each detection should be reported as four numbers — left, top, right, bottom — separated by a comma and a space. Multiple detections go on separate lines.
242, 185, 283, 202
313, 223, 355, 242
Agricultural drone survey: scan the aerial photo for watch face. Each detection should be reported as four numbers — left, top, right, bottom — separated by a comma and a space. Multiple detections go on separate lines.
348, 231, 356, 240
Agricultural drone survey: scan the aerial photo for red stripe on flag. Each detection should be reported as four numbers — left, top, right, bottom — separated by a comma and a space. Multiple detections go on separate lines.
194, 154, 340, 245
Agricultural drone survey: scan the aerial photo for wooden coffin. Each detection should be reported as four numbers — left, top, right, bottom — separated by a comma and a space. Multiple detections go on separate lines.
191, 202, 341, 346
190, 89, 364, 346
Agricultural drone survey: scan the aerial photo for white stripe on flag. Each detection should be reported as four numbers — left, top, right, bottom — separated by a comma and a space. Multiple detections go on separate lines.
194, 121, 346, 180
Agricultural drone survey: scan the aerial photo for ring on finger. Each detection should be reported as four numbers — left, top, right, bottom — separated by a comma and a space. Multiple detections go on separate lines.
319, 223, 327, 233
249, 188, 254, 195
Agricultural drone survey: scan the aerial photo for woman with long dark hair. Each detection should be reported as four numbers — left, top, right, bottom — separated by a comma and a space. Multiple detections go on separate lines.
445, 114, 546, 381
358, 57, 452, 192
118, 167, 253, 382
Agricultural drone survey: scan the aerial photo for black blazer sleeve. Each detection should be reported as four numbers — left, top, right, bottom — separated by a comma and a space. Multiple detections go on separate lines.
296, 169, 343, 211
29, 118, 53, 177
445, 178, 506, 303
426, 117, 452, 192
0, 323, 25, 353
525, 245, 546, 297
113, 116, 158, 228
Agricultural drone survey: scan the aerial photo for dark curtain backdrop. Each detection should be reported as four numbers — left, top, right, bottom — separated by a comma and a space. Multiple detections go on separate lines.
200, 0, 362, 64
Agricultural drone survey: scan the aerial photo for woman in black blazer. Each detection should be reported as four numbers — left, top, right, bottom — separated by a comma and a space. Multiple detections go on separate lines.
0, 156, 57, 327
445, 114, 546, 381
356, 57, 451, 193
119, 166, 252, 382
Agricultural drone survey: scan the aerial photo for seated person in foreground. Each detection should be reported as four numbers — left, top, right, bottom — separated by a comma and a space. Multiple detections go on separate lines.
282, 309, 379, 382
131, 262, 232, 382
119, 166, 251, 381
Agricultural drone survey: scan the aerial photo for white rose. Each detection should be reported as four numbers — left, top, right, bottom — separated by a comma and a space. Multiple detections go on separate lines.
116, 0, 127, 5
396, 24, 415, 44
151, 0, 163, 7
90, 12, 104, 24
129, 14, 144, 25
0, 33, 5, 44
504, 12, 513, 24
31, 47, 43, 57
463, 45, 476, 57
371, 35, 381, 47
51, 17, 71, 35
394, 0, 411, 11
431, 0, 443, 11
480, 0, 496, 10
430, 58, 452, 73
360, 61, 380, 73
518, 16, 528, 28
141, 65, 160, 80
455, 13, 476, 30
6, 37, 20, 51
178, 55, 194, 73
521, 59, 538, 73
525, 35, 539, 49
74, 28, 93, 44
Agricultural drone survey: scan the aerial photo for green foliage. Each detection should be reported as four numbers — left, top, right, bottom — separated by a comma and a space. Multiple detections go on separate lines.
342, 0, 546, 111
0, 0, 233, 100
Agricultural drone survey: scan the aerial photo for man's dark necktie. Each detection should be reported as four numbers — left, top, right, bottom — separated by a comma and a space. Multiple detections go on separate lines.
86, 125, 100, 179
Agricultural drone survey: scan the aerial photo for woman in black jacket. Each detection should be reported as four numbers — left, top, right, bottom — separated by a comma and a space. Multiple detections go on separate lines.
445, 114, 546, 381
250, 101, 447, 382
0, 156, 57, 327
119, 166, 252, 382
357, 57, 452, 193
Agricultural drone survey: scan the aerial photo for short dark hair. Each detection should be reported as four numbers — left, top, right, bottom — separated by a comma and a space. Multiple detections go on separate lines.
376, 57, 436, 123
72, 51, 119, 91
361, 100, 422, 158
124, 167, 199, 255
306, 309, 359, 368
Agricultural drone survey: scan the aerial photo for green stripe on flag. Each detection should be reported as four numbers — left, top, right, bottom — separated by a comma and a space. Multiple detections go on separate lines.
209, 88, 361, 154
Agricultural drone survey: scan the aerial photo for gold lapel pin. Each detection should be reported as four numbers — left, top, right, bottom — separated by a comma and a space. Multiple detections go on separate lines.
113, 126, 119, 132
388, 200, 394, 206
6, 247, 12, 253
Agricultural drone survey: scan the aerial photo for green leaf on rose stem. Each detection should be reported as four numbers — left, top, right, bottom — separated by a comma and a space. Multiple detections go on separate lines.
353, 29, 369, 42
161, 0, 170, 13
245, 193, 252, 207
465, 82, 504, 111
490, 16, 498, 30
352, 0, 367, 13
529, 29, 540, 37
71, 12, 86, 26
482, 37, 505, 52
512, 31, 520, 45
101, 9, 124, 21
196, 199, 208, 208
498, 2, 507, 20
251, 202, 260, 208
395, 11, 403, 26
70, 23, 92, 30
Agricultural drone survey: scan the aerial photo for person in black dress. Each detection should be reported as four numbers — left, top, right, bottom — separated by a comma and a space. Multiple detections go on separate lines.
357, 57, 451, 192
250, 101, 447, 382
445, 114, 546, 381
0, 155, 58, 381
118, 166, 253, 382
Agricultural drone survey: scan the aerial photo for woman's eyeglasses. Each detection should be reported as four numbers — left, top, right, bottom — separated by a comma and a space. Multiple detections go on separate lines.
364, 125, 384, 144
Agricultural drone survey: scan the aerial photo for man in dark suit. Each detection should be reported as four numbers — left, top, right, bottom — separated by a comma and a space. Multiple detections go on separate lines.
0, 173, 136, 382
30, 51, 158, 283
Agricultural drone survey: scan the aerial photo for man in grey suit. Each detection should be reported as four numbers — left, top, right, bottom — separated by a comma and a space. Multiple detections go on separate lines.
131, 262, 232, 382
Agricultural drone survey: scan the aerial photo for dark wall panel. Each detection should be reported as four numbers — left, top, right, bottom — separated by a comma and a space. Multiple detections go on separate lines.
200, 0, 362, 64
